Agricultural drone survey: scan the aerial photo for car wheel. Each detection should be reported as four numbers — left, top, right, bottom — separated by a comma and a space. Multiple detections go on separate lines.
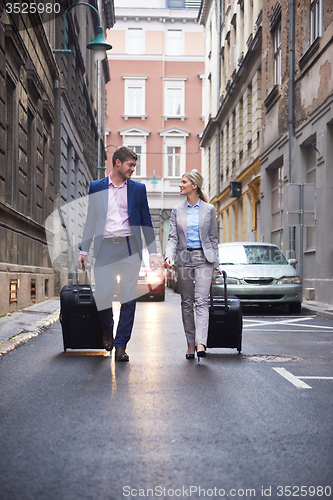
289, 302, 301, 314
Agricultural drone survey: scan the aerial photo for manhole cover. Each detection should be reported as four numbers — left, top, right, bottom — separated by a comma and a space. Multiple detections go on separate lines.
245, 354, 301, 362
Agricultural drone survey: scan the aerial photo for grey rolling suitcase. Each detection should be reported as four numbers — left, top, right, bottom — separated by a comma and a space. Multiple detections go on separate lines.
207, 270, 243, 352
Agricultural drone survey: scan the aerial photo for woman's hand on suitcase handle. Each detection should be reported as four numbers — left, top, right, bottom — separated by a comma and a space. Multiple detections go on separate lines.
165, 257, 173, 269
78, 254, 88, 270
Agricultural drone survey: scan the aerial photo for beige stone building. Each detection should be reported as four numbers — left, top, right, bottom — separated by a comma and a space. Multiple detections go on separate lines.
199, 0, 333, 305
260, 0, 333, 304
199, 0, 263, 244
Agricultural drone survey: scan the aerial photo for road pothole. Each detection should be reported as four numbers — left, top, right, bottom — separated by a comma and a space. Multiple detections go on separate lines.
244, 354, 301, 362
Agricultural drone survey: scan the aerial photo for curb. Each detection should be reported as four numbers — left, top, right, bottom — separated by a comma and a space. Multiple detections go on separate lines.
0, 309, 60, 356
302, 304, 333, 321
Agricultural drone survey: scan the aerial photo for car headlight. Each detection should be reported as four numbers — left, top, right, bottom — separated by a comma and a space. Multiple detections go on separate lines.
213, 276, 241, 285
277, 276, 302, 285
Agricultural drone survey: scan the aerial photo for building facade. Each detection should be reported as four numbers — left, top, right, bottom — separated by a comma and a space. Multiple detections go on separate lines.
0, 0, 114, 316
260, 0, 333, 304
105, 0, 204, 253
199, 0, 263, 245
199, 0, 333, 305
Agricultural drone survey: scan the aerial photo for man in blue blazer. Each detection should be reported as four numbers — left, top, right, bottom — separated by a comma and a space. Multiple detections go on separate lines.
79, 147, 158, 361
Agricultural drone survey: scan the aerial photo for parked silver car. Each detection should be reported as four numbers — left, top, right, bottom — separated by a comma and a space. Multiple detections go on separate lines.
212, 242, 303, 313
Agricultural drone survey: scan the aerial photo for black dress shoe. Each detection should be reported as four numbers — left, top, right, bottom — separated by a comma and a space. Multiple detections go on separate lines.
186, 353, 195, 360
102, 329, 114, 351
115, 347, 129, 362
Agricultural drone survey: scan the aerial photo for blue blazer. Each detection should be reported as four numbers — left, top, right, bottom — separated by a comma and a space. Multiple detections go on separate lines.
81, 177, 157, 258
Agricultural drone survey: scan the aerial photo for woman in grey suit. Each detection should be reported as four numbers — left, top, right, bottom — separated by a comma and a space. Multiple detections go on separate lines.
165, 170, 219, 359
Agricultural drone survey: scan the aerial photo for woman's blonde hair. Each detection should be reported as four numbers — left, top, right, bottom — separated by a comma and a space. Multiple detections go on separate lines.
182, 170, 207, 202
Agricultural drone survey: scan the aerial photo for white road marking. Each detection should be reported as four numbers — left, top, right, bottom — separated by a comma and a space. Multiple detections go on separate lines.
273, 368, 333, 388
273, 367, 312, 389
244, 316, 333, 330
245, 329, 333, 333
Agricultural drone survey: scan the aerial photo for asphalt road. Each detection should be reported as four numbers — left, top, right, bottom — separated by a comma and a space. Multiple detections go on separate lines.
1, 289, 332, 500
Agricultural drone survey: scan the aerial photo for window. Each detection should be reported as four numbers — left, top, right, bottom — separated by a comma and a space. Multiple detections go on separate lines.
159, 127, 189, 178
167, 147, 181, 177
271, 165, 283, 249
5, 78, 15, 206
120, 127, 150, 178
123, 77, 147, 118
31, 279, 36, 300
10, 280, 18, 304
127, 146, 142, 177
273, 23, 281, 85
166, 30, 183, 56
127, 28, 144, 54
166, 0, 185, 7
167, 88, 182, 115
164, 78, 186, 119
310, 0, 323, 43
306, 150, 316, 250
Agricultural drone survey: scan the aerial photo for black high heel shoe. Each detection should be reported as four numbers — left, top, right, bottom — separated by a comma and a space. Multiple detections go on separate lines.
186, 348, 195, 360
196, 345, 207, 358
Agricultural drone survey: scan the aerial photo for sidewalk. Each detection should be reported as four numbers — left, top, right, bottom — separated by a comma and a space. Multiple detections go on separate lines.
0, 297, 332, 356
0, 298, 60, 356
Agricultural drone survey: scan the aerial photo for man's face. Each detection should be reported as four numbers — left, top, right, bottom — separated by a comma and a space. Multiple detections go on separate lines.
116, 158, 136, 180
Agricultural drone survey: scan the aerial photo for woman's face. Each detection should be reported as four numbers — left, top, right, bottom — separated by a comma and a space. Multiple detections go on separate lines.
179, 176, 197, 196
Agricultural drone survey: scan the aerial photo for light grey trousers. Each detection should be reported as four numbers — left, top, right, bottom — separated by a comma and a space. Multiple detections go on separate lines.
175, 249, 214, 348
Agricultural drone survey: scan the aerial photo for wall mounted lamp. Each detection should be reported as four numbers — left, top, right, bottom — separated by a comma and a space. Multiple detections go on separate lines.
53, 2, 112, 60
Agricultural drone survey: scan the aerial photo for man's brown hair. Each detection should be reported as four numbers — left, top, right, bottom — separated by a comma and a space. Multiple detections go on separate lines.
112, 146, 137, 167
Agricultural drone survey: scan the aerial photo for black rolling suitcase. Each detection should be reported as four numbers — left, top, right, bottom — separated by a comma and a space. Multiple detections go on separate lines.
59, 269, 104, 351
207, 270, 243, 353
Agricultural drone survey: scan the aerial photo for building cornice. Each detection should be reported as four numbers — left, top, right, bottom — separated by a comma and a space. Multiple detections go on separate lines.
199, 116, 218, 147
115, 7, 199, 23
108, 54, 205, 62
197, 0, 214, 26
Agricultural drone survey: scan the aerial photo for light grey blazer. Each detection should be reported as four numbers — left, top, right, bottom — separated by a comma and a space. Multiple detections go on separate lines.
165, 199, 219, 267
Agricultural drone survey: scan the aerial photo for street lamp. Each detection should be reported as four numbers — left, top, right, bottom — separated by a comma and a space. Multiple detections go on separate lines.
53, 2, 112, 60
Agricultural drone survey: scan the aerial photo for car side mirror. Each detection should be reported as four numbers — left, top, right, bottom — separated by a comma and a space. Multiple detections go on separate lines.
288, 258, 298, 266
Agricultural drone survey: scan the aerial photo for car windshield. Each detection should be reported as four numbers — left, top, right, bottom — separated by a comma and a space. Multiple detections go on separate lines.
219, 245, 288, 265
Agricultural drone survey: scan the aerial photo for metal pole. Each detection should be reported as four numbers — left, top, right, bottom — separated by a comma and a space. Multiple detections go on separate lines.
299, 184, 304, 281
288, 0, 295, 259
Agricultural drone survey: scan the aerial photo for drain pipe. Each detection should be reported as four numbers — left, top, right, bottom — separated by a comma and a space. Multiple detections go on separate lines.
288, 0, 295, 259
216, 0, 222, 228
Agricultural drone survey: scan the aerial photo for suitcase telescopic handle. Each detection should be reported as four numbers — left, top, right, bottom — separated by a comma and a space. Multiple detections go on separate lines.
75, 265, 93, 303
210, 270, 228, 313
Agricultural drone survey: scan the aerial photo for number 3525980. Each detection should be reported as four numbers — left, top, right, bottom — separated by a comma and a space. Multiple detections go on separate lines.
6, 3, 61, 14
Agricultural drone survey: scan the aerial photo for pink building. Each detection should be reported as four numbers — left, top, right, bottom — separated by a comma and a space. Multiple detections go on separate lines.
105, 0, 204, 252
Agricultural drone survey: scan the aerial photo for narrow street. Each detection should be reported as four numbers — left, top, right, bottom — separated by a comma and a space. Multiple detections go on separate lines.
1, 290, 332, 499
